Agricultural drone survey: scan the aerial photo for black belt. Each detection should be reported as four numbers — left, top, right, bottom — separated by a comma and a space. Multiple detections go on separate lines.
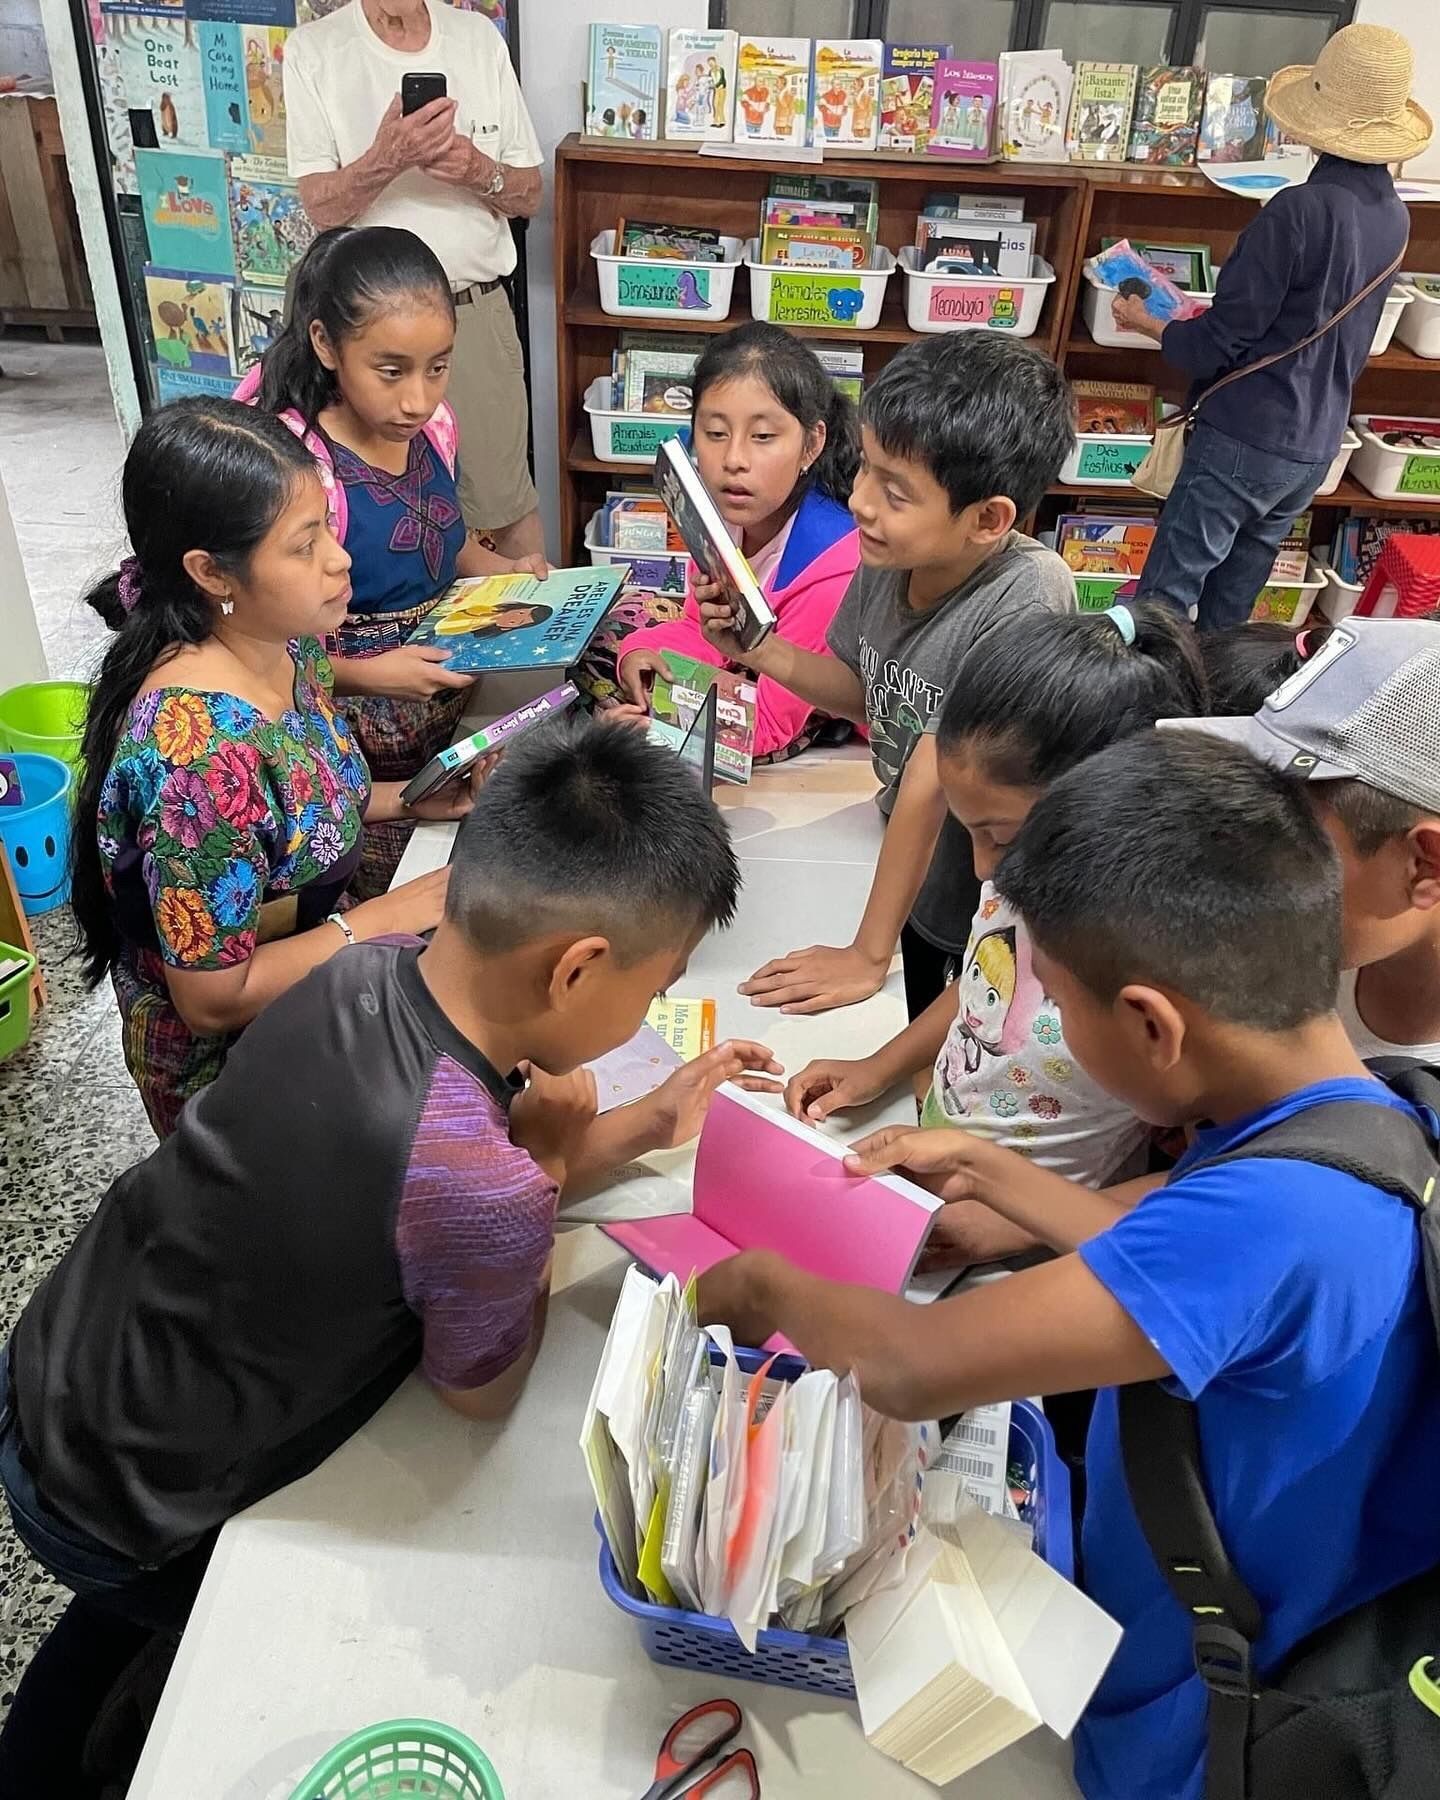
453, 278, 504, 305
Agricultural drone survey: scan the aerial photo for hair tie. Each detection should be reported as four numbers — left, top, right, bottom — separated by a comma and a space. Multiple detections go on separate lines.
117, 556, 143, 616
1295, 629, 1314, 659
1105, 604, 1137, 646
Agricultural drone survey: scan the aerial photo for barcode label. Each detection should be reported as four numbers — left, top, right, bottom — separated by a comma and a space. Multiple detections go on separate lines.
943, 1450, 998, 1479
962, 1483, 997, 1514
937, 1402, 1012, 1517
953, 1422, 999, 1448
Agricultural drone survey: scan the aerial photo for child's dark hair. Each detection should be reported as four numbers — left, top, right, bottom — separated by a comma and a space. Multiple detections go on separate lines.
447, 716, 740, 961
862, 334, 1076, 518
691, 322, 860, 506
997, 734, 1341, 1031
1199, 620, 1332, 716
256, 224, 454, 424
936, 603, 1206, 786
71, 399, 320, 987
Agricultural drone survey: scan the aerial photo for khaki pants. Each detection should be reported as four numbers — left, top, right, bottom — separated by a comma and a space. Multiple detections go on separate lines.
449, 285, 538, 534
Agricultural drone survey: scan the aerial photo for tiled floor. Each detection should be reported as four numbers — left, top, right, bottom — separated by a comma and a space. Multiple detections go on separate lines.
0, 342, 148, 1720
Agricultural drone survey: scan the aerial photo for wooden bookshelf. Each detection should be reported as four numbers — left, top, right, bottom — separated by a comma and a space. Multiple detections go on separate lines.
553, 135, 1440, 560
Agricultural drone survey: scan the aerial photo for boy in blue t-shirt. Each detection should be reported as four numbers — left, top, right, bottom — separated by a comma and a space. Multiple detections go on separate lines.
697, 730, 1440, 1800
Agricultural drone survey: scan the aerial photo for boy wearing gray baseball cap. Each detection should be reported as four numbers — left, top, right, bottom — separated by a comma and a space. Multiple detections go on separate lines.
1170, 616, 1440, 1061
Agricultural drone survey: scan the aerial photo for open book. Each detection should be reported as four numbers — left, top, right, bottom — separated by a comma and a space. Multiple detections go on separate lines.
604, 1086, 940, 1343
654, 438, 777, 654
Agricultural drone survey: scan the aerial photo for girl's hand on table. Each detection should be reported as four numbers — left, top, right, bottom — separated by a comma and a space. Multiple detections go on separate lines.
740, 941, 888, 1015
360, 644, 476, 699
784, 1055, 889, 1123
349, 866, 450, 939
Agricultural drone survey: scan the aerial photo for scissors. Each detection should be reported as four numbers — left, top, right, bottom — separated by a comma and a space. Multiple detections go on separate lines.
640, 1697, 761, 1799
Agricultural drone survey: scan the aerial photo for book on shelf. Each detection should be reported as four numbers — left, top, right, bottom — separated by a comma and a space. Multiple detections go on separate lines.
769, 173, 880, 239
1127, 65, 1203, 165
916, 217, 1035, 278
1270, 511, 1313, 584
405, 568, 623, 675
664, 28, 737, 143
880, 44, 950, 153
1087, 239, 1207, 327
815, 345, 864, 407
1099, 236, 1213, 293
1361, 417, 1440, 448
654, 438, 777, 655
1333, 516, 1440, 587
762, 195, 867, 227
811, 39, 883, 151
928, 59, 997, 160
649, 650, 758, 785
586, 23, 662, 142
617, 219, 728, 263
1197, 74, 1267, 163
1056, 513, 1158, 577
621, 348, 700, 415
603, 491, 687, 555
1066, 61, 1138, 163
922, 191, 1025, 223
997, 49, 1071, 162
1072, 381, 1160, 435
758, 222, 874, 268
734, 36, 811, 147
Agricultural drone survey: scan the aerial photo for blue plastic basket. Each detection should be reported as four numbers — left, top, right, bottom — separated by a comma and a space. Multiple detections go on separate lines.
596, 1350, 1072, 1701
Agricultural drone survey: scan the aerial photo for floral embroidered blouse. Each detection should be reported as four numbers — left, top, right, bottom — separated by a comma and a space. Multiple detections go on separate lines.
97, 637, 370, 1135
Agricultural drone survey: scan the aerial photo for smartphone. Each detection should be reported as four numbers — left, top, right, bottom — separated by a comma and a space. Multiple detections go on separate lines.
401, 71, 448, 116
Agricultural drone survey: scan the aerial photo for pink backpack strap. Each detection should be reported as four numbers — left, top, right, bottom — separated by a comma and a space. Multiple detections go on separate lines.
276, 406, 347, 542
422, 399, 460, 478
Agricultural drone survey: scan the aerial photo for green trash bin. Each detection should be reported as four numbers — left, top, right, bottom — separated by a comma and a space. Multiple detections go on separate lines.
0, 681, 88, 770
287, 1720, 504, 1799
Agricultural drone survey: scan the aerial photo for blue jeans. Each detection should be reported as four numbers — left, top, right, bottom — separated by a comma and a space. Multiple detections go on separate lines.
1134, 420, 1332, 632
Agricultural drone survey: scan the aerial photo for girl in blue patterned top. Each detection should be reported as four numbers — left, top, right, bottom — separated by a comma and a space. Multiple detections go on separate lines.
71, 400, 475, 1138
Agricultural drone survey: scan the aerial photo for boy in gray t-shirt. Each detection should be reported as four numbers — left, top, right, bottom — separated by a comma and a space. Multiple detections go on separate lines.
697, 333, 1076, 1018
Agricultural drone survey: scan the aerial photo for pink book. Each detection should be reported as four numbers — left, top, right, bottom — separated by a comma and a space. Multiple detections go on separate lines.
605, 1088, 941, 1348
928, 59, 998, 160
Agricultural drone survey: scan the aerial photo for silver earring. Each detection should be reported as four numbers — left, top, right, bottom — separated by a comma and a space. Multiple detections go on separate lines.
221, 599, 235, 616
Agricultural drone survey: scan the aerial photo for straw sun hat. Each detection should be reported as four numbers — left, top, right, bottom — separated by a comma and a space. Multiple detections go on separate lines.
1266, 23, 1433, 165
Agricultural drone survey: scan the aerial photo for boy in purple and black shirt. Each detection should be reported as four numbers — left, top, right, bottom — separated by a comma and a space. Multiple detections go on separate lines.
0, 720, 777, 1781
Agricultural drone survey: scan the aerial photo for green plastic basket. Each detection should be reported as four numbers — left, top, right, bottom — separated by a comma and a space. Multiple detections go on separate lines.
288, 1720, 504, 1800
0, 681, 88, 770
0, 941, 36, 1062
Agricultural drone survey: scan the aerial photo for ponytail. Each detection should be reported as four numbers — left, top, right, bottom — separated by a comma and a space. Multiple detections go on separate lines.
1199, 619, 1332, 716
255, 223, 454, 427
936, 601, 1207, 788
690, 320, 860, 508
71, 398, 319, 986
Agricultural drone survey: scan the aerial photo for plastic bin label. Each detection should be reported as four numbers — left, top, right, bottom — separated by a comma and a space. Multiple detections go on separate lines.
927, 283, 1021, 329
1398, 454, 1440, 497
616, 263, 712, 311
768, 272, 865, 327
1074, 577, 1128, 612
1251, 586, 1304, 624
1075, 439, 1148, 482
606, 416, 686, 460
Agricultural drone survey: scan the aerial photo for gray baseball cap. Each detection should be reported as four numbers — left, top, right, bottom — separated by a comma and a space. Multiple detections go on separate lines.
1162, 617, 1440, 814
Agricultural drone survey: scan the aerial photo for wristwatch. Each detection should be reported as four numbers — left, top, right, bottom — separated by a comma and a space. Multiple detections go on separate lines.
485, 166, 506, 197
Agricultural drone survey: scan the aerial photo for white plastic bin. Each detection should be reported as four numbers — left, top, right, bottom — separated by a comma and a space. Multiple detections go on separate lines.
1314, 427, 1362, 498
583, 512, 692, 586
582, 377, 690, 465
1396, 277, 1440, 358
1312, 553, 1365, 625
898, 250, 1055, 337
745, 240, 896, 332
1250, 558, 1327, 628
1081, 266, 1214, 349
590, 230, 744, 323
1369, 284, 1414, 356
1350, 415, 1440, 504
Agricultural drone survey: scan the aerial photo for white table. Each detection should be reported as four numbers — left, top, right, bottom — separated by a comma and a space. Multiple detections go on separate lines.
128, 743, 1082, 1800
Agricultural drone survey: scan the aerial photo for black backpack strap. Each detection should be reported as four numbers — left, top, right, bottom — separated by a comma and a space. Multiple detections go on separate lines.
1188, 1099, 1438, 1210
1119, 1383, 1259, 1800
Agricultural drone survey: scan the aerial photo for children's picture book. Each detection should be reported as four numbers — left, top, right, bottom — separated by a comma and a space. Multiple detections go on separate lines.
1100, 235, 1212, 293
1072, 381, 1159, 435
654, 438, 777, 655
231, 282, 285, 372
758, 222, 873, 269
604, 1086, 941, 1304
997, 49, 1070, 162
198, 21, 261, 155
153, 365, 239, 404
587, 23, 661, 141
880, 44, 949, 153
1088, 239, 1206, 326
1066, 61, 1138, 163
136, 146, 234, 277
111, 13, 208, 150
645, 994, 715, 1061
811, 40, 883, 152
1270, 511, 1313, 583
1127, 65, 1203, 165
918, 218, 1034, 278
922, 190, 1024, 223
185, 0, 295, 23
928, 60, 997, 160
1197, 74, 1267, 163
815, 344, 863, 407
734, 37, 811, 148
406, 568, 624, 674
617, 219, 727, 263
649, 650, 757, 785
229, 155, 315, 286
1056, 513, 1158, 577
663, 28, 735, 143
237, 24, 287, 162
588, 1023, 684, 1115
145, 266, 236, 378
620, 346, 698, 415
95, 39, 139, 193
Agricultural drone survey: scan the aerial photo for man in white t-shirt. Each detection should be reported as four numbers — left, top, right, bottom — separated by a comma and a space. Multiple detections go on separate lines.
284, 0, 546, 557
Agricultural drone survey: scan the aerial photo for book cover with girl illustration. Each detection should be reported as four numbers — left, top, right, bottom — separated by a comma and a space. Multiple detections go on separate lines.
405, 569, 625, 674
664, 29, 735, 142
587, 23, 661, 141
237, 24, 287, 161
928, 60, 998, 160
735, 37, 811, 147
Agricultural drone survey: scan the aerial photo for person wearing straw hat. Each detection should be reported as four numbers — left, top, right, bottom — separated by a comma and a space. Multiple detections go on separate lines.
1115, 24, 1431, 632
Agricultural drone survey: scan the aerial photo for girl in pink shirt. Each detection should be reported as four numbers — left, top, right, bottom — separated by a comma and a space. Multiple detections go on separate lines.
614, 323, 862, 762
